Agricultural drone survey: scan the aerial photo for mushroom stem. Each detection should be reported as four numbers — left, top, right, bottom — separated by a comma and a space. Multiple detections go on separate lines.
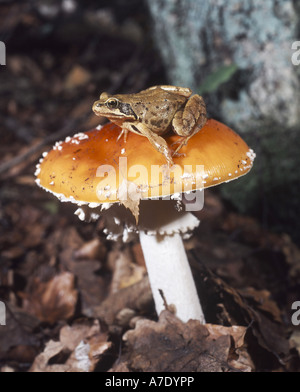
139, 230, 205, 323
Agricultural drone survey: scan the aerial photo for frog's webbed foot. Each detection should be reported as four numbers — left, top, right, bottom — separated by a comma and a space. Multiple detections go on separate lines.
169, 139, 185, 157
171, 150, 186, 158
117, 128, 128, 143
172, 136, 190, 155
170, 138, 185, 149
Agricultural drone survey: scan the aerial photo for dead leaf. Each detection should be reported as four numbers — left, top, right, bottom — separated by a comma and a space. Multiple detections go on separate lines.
62, 319, 111, 372
190, 258, 291, 367
239, 287, 282, 323
71, 260, 107, 316
250, 311, 291, 364
0, 305, 40, 362
29, 340, 65, 373
74, 238, 106, 260
29, 319, 111, 372
23, 271, 78, 324
111, 311, 253, 372
205, 324, 253, 371
108, 248, 146, 293
92, 276, 153, 326
115, 308, 137, 328
281, 234, 300, 280
59, 319, 102, 351
1, 366, 15, 372
290, 331, 300, 356
64, 65, 91, 89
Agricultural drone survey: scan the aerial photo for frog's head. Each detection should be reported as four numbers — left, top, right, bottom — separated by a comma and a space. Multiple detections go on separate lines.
93, 92, 137, 122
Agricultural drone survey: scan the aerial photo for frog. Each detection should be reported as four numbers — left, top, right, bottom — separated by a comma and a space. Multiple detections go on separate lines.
92, 85, 207, 166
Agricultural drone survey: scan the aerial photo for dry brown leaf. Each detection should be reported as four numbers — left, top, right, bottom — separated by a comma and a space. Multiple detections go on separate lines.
92, 276, 153, 326
59, 319, 102, 351
191, 261, 291, 366
290, 331, 300, 356
0, 306, 40, 362
29, 340, 66, 372
111, 310, 253, 372
23, 271, 78, 324
109, 249, 145, 293
239, 287, 282, 323
71, 260, 107, 315
74, 237, 106, 260
1, 366, 15, 372
64, 65, 91, 89
29, 319, 111, 372
281, 234, 300, 280
205, 324, 253, 371
63, 321, 111, 372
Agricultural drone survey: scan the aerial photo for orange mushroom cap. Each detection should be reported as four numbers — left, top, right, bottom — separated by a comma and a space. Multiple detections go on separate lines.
35, 119, 255, 209
34, 119, 256, 323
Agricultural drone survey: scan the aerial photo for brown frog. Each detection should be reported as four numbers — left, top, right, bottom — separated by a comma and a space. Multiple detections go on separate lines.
92, 85, 207, 166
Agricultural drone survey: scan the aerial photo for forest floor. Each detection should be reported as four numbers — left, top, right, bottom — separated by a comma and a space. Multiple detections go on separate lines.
0, 1, 300, 372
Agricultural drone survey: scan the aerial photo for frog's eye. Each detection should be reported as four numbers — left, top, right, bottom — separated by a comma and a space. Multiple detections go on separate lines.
106, 98, 119, 109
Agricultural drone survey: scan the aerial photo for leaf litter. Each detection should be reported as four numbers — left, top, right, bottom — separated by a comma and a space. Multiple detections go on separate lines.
0, 2, 299, 371
1, 189, 299, 372
112, 310, 252, 372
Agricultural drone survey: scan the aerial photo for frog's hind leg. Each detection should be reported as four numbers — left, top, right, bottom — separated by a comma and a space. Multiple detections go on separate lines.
172, 94, 207, 155
171, 121, 206, 156
145, 85, 192, 98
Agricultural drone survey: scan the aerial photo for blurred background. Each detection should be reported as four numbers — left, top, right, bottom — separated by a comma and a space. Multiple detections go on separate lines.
0, 0, 300, 372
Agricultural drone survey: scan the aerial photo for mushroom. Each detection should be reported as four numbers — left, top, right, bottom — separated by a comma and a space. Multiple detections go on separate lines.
35, 120, 255, 323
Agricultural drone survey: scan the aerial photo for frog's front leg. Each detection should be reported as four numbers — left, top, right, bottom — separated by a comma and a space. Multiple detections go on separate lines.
117, 128, 128, 142
172, 94, 207, 154
128, 123, 174, 166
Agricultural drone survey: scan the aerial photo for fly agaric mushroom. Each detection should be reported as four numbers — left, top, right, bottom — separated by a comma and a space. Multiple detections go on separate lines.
35, 119, 255, 324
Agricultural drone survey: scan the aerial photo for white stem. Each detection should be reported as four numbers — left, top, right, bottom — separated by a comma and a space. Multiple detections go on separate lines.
139, 231, 205, 324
